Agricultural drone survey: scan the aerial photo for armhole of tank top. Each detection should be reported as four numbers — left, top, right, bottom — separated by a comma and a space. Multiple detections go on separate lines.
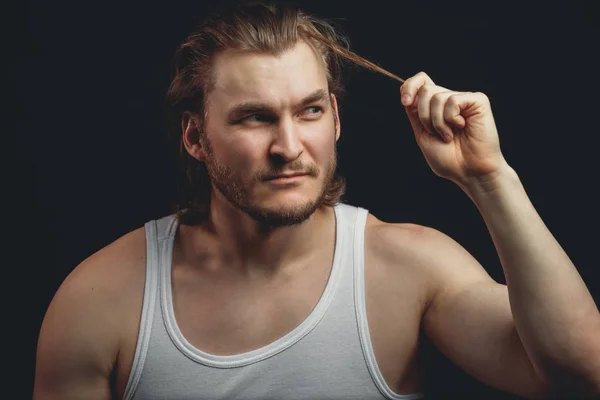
122, 220, 160, 400
353, 208, 425, 400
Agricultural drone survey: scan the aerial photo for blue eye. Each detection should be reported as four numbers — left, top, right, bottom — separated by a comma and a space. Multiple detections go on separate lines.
303, 106, 323, 116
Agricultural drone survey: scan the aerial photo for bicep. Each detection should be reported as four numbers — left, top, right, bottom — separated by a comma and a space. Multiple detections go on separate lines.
34, 269, 117, 400
423, 280, 549, 399
416, 226, 553, 399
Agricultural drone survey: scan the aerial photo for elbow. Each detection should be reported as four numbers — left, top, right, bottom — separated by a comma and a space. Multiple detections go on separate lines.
554, 384, 600, 400
540, 372, 600, 399
536, 337, 600, 398
582, 373, 600, 399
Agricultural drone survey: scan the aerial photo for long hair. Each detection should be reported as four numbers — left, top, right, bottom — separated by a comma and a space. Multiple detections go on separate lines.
165, 1, 403, 225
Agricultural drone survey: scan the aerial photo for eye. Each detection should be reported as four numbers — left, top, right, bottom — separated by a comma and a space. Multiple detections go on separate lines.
241, 114, 275, 124
302, 106, 323, 117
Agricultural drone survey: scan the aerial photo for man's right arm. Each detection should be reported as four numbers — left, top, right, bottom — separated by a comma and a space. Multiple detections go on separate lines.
34, 254, 123, 399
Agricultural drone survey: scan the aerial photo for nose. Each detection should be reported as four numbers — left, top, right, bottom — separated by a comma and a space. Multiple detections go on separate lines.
269, 117, 304, 162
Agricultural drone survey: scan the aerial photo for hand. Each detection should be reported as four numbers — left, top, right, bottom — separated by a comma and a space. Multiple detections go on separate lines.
400, 72, 507, 188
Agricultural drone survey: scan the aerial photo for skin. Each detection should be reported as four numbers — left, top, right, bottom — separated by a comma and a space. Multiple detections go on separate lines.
399, 73, 600, 395
34, 40, 600, 400
179, 41, 341, 275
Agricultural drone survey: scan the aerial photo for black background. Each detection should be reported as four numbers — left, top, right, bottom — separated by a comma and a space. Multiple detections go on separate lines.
14, 0, 600, 398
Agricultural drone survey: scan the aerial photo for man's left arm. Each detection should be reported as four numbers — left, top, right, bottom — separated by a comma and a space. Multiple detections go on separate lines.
463, 159, 600, 394
398, 71, 600, 397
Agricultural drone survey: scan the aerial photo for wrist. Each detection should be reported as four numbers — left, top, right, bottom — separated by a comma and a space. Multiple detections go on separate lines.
460, 160, 521, 200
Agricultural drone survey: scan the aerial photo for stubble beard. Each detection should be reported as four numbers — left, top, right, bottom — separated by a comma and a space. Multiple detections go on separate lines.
202, 137, 338, 230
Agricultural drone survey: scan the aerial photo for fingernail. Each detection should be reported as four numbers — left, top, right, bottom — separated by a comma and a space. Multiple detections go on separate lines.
402, 94, 411, 105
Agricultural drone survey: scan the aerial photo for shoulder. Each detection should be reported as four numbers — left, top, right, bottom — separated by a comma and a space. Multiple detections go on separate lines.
364, 212, 493, 305
38, 225, 148, 367
35, 225, 150, 397
45, 223, 148, 323
62, 225, 148, 304
63, 224, 149, 321
364, 212, 453, 272
76, 225, 147, 282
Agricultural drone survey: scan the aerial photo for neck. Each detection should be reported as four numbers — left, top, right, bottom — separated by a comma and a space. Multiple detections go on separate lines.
179, 191, 335, 280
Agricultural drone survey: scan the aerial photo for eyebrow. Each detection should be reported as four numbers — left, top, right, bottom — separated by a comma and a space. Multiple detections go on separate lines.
226, 88, 329, 122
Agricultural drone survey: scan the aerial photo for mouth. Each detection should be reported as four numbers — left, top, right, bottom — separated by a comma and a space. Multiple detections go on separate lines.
264, 172, 309, 183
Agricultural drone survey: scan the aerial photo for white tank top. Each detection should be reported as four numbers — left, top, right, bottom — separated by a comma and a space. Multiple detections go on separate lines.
122, 202, 425, 399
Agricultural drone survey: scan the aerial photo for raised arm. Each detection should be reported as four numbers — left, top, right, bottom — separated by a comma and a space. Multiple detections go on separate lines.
398, 71, 600, 398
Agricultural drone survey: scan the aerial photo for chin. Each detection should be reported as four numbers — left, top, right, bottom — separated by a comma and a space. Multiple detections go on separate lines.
263, 197, 319, 215
246, 192, 323, 229
265, 187, 322, 208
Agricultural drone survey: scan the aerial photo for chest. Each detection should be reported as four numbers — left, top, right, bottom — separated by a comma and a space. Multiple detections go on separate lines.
115, 237, 430, 398
170, 256, 425, 394
171, 259, 335, 355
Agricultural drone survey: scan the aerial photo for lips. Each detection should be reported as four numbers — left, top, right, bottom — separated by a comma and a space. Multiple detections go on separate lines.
265, 172, 309, 181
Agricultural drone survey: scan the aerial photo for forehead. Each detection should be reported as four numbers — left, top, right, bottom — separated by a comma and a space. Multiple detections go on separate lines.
209, 41, 328, 109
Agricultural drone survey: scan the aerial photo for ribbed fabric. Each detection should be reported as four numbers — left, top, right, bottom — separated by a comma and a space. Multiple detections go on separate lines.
123, 202, 425, 400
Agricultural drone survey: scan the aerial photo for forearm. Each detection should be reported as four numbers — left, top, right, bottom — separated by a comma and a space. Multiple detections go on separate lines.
461, 162, 600, 393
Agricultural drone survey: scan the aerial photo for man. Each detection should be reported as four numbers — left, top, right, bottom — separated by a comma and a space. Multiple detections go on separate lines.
34, 2, 600, 399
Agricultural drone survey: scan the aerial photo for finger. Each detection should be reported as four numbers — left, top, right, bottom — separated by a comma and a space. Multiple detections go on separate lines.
446, 91, 490, 120
417, 84, 450, 136
404, 94, 423, 136
443, 91, 491, 132
400, 71, 435, 106
431, 91, 456, 142
443, 94, 467, 130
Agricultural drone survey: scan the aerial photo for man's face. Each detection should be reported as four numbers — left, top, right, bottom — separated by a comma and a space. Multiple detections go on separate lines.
199, 40, 340, 228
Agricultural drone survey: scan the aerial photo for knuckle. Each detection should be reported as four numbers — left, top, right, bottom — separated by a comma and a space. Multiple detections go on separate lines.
475, 91, 489, 103
419, 84, 433, 95
431, 92, 445, 102
448, 94, 460, 106
416, 71, 429, 79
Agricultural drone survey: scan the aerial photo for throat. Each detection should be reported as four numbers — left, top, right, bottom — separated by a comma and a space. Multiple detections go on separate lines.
175, 205, 337, 280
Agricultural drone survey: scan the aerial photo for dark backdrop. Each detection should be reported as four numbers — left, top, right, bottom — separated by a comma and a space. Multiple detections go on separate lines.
14, 0, 599, 398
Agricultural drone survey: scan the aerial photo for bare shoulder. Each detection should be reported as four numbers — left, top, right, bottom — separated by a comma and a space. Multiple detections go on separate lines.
364, 213, 494, 308
34, 226, 148, 399
54, 226, 148, 323
364, 212, 447, 277
67, 226, 147, 295
53, 224, 148, 342
365, 213, 438, 259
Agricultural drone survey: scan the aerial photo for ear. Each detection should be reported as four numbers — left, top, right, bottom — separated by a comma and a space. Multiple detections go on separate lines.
330, 94, 341, 141
181, 111, 206, 162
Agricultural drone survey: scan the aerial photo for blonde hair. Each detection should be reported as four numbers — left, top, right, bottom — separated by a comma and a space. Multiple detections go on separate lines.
165, 1, 403, 224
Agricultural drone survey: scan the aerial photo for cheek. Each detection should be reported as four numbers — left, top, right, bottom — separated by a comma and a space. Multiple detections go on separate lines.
302, 122, 336, 160
219, 136, 266, 172
204, 119, 266, 172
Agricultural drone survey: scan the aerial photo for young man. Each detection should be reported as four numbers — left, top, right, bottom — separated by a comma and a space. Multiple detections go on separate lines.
34, 2, 600, 399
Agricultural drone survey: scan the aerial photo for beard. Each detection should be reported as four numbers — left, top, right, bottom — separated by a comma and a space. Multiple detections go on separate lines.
201, 136, 338, 230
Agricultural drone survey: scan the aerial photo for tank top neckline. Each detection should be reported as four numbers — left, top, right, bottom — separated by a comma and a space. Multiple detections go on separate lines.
159, 204, 346, 368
